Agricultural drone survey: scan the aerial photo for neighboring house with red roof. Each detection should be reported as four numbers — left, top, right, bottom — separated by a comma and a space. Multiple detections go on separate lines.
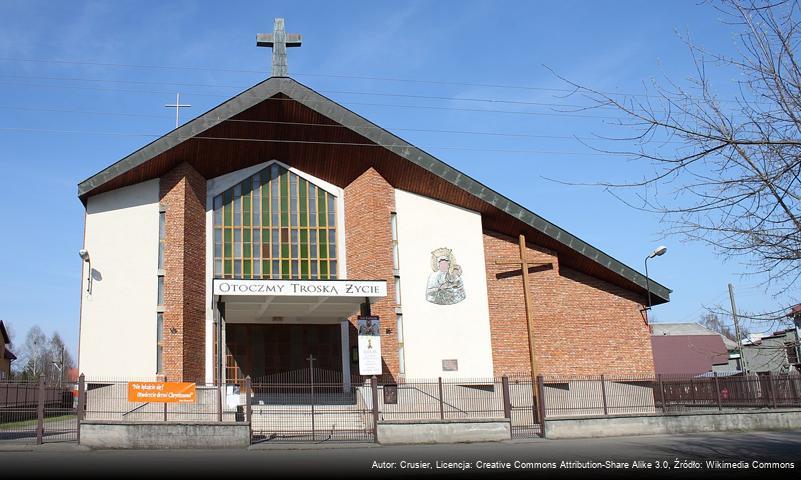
0, 321, 16, 380
651, 322, 736, 375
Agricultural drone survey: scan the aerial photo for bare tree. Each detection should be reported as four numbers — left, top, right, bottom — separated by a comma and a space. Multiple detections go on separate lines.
555, 0, 801, 308
699, 312, 738, 340
17, 326, 47, 379
47, 333, 75, 385
13, 326, 75, 382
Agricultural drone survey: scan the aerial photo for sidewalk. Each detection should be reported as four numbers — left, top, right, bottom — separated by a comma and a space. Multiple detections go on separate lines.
0, 442, 90, 453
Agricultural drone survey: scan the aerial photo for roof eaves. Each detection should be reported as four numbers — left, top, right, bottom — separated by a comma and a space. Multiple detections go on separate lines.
278, 80, 672, 303
76, 77, 671, 303
77, 77, 284, 198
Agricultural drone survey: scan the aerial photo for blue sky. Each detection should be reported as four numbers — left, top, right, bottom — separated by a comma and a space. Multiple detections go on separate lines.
0, 1, 792, 357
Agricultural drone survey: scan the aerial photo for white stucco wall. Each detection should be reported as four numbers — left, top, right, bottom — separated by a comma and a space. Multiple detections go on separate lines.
79, 179, 160, 379
394, 189, 494, 379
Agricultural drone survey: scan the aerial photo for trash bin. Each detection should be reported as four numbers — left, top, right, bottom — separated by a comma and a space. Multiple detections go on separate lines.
235, 405, 244, 422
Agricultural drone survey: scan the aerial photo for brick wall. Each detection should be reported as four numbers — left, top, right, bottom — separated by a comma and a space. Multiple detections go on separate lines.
483, 231, 655, 377
160, 162, 206, 382
344, 168, 399, 377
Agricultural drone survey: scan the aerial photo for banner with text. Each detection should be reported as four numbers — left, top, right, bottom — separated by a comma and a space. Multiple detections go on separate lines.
358, 315, 382, 375
127, 382, 197, 403
213, 279, 387, 297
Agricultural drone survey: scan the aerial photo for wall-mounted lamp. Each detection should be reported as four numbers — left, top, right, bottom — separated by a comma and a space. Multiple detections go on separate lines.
79, 249, 92, 294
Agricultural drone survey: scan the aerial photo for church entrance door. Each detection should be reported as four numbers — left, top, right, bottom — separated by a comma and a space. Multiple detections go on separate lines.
226, 323, 343, 383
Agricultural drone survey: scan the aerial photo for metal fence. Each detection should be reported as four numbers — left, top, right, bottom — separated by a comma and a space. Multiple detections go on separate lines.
249, 370, 543, 442
250, 369, 371, 442
82, 376, 242, 423
540, 372, 801, 418
0, 378, 77, 444
10, 371, 796, 445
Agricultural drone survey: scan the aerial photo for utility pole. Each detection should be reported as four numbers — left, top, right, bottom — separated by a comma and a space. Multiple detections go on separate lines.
729, 283, 749, 374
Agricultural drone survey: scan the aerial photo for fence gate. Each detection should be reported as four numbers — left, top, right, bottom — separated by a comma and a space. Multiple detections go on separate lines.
249, 369, 374, 443
506, 376, 542, 438
0, 380, 78, 444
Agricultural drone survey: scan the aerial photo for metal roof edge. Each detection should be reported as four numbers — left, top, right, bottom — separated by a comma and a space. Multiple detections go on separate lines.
77, 77, 287, 197
76, 76, 671, 303
278, 79, 671, 304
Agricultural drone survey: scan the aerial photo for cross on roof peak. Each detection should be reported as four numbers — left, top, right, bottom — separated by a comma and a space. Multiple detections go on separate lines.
256, 18, 302, 77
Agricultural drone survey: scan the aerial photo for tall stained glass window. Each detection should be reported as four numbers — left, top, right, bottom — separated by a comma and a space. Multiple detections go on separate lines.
213, 164, 338, 280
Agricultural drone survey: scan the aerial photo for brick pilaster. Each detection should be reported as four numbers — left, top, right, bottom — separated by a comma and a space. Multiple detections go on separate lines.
160, 162, 206, 382
344, 168, 399, 377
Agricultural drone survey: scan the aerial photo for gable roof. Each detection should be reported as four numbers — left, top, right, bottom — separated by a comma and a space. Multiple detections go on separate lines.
0, 321, 9, 345
651, 334, 730, 375
77, 76, 671, 304
652, 322, 738, 350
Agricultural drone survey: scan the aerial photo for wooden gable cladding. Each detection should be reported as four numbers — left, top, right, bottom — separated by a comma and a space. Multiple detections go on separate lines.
80, 89, 666, 304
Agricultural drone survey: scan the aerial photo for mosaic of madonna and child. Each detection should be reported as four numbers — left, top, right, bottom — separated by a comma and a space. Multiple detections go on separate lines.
425, 247, 466, 305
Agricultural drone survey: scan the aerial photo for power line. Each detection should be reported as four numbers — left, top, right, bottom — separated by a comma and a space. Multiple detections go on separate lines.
0, 104, 685, 143
0, 56, 756, 104
0, 80, 629, 119
0, 73, 612, 110
0, 126, 627, 156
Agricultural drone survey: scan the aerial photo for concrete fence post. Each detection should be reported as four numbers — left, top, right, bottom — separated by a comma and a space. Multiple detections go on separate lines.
370, 376, 379, 443
713, 372, 722, 411
35, 374, 45, 445
77, 373, 86, 444
438, 377, 445, 420
501, 376, 512, 419
600, 374, 609, 416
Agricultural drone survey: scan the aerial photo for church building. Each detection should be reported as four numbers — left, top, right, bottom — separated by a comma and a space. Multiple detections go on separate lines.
76, 20, 670, 384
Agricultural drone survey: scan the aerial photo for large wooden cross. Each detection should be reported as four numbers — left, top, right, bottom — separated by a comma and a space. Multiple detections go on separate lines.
495, 234, 552, 380
257, 18, 302, 77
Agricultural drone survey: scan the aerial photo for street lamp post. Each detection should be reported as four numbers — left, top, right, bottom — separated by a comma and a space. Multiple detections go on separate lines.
644, 246, 667, 314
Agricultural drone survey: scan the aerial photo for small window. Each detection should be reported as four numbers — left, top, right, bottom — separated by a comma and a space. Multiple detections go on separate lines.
398, 345, 405, 375
787, 343, 799, 365
157, 276, 164, 306
156, 313, 164, 374
390, 213, 399, 270
394, 276, 402, 305
396, 313, 404, 343
158, 211, 166, 269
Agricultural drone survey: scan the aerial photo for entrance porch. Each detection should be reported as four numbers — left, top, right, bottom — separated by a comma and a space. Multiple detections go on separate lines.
212, 278, 387, 386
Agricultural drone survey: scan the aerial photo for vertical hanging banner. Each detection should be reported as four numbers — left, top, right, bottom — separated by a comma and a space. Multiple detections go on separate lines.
357, 315, 382, 375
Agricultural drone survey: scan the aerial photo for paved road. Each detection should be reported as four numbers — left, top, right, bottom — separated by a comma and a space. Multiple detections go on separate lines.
0, 431, 798, 478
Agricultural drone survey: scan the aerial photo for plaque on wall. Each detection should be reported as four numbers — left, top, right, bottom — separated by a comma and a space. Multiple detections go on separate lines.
442, 359, 459, 372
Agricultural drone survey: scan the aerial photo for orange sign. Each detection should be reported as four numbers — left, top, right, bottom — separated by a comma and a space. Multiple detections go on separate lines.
127, 382, 196, 403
